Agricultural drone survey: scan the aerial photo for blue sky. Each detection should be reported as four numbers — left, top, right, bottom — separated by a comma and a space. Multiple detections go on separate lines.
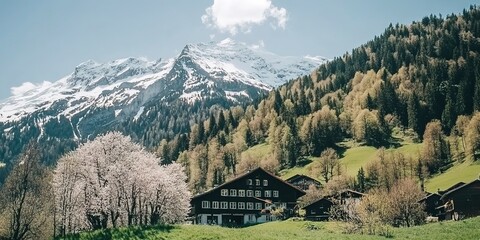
0, 0, 479, 100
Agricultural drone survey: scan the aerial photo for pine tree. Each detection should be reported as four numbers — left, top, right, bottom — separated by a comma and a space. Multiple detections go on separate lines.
441, 86, 456, 134
408, 92, 420, 134
217, 110, 226, 133
356, 167, 366, 192
474, 73, 480, 112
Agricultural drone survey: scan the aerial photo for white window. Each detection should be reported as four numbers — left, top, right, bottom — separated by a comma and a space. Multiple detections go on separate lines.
247, 179, 253, 185
230, 189, 237, 196
212, 201, 219, 209
264, 190, 271, 197
248, 215, 255, 221
273, 190, 279, 197
221, 189, 228, 196
263, 180, 268, 186
255, 179, 260, 186
247, 190, 253, 197
221, 201, 228, 209
238, 190, 245, 197
256, 202, 262, 210
202, 201, 210, 209
230, 202, 236, 209
279, 202, 287, 208
247, 202, 254, 210
238, 202, 245, 209
255, 190, 261, 197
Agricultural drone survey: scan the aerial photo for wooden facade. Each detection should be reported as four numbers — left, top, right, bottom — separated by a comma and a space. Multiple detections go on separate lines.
418, 192, 441, 217
303, 198, 333, 221
286, 174, 322, 191
438, 179, 480, 220
190, 167, 305, 226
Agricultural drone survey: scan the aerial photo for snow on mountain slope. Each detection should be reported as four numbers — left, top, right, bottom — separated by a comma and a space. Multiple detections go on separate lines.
176, 38, 326, 103
0, 58, 173, 123
0, 39, 326, 133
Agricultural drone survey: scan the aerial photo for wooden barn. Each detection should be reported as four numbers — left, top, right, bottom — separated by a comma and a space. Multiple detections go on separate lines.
286, 174, 322, 191
437, 179, 480, 220
418, 192, 441, 217
190, 167, 305, 226
303, 198, 333, 221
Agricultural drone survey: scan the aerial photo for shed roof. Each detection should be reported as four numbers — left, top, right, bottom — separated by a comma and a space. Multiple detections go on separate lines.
440, 179, 480, 201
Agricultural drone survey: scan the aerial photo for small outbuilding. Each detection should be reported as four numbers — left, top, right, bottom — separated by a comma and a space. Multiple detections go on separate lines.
418, 192, 441, 217
438, 179, 480, 220
303, 198, 333, 221
286, 174, 322, 191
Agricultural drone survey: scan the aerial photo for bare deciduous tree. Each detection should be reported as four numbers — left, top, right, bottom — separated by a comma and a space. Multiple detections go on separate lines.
0, 142, 53, 240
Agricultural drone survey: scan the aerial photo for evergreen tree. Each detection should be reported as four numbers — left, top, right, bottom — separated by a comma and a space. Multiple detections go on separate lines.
408, 92, 420, 134
356, 167, 366, 192
218, 110, 226, 133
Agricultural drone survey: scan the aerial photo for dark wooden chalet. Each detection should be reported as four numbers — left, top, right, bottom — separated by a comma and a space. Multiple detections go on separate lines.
437, 182, 465, 195
286, 174, 322, 191
190, 167, 306, 226
418, 192, 441, 217
333, 189, 365, 205
303, 198, 333, 221
437, 179, 480, 220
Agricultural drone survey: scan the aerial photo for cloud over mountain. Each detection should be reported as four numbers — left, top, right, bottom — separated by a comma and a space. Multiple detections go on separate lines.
201, 0, 287, 35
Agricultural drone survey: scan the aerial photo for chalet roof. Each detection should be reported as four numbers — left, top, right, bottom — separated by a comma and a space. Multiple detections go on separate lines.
302, 197, 333, 209
285, 174, 321, 184
438, 182, 466, 195
338, 189, 365, 197
418, 192, 441, 203
324, 189, 365, 200
440, 179, 480, 201
191, 167, 306, 200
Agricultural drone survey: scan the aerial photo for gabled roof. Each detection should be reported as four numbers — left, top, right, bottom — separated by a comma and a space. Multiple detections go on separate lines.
440, 179, 480, 200
438, 182, 466, 195
302, 197, 333, 209
324, 189, 365, 200
338, 189, 365, 197
191, 167, 306, 200
285, 174, 321, 184
418, 192, 441, 203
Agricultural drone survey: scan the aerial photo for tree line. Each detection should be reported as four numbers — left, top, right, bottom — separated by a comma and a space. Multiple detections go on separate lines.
154, 6, 480, 194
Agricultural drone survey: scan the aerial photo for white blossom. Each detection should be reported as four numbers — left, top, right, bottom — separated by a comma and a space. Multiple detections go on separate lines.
53, 132, 191, 236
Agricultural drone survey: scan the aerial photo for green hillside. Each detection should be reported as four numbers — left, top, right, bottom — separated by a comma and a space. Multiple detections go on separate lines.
245, 140, 480, 193
69, 216, 480, 240
425, 159, 480, 192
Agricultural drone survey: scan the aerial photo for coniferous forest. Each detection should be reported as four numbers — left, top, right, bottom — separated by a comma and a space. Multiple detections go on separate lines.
152, 6, 480, 193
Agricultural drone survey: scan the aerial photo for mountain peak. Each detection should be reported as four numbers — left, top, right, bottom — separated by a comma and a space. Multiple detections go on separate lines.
0, 40, 325, 122
217, 38, 236, 46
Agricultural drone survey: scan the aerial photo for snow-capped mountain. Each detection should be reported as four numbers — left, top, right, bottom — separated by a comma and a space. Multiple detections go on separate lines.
0, 39, 325, 142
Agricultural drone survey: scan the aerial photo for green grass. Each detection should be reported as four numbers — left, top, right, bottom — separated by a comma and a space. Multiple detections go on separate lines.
67, 216, 480, 240
246, 141, 423, 181
339, 146, 378, 176
243, 140, 478, 194
242, 143, 271, 159
425, 159, 480, 192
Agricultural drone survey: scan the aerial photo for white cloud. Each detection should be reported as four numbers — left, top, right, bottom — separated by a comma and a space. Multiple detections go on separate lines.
251, 40, 265, 49
201, 0, 288, 35
11, 81, 52, 96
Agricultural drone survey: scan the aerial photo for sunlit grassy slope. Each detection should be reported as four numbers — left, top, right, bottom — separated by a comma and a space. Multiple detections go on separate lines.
242, 140, 479, 192
425, 159, 480, 192
70, 216, 480, 240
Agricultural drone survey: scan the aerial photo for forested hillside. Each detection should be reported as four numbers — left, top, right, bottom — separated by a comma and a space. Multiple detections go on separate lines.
161, 6, 480, 194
